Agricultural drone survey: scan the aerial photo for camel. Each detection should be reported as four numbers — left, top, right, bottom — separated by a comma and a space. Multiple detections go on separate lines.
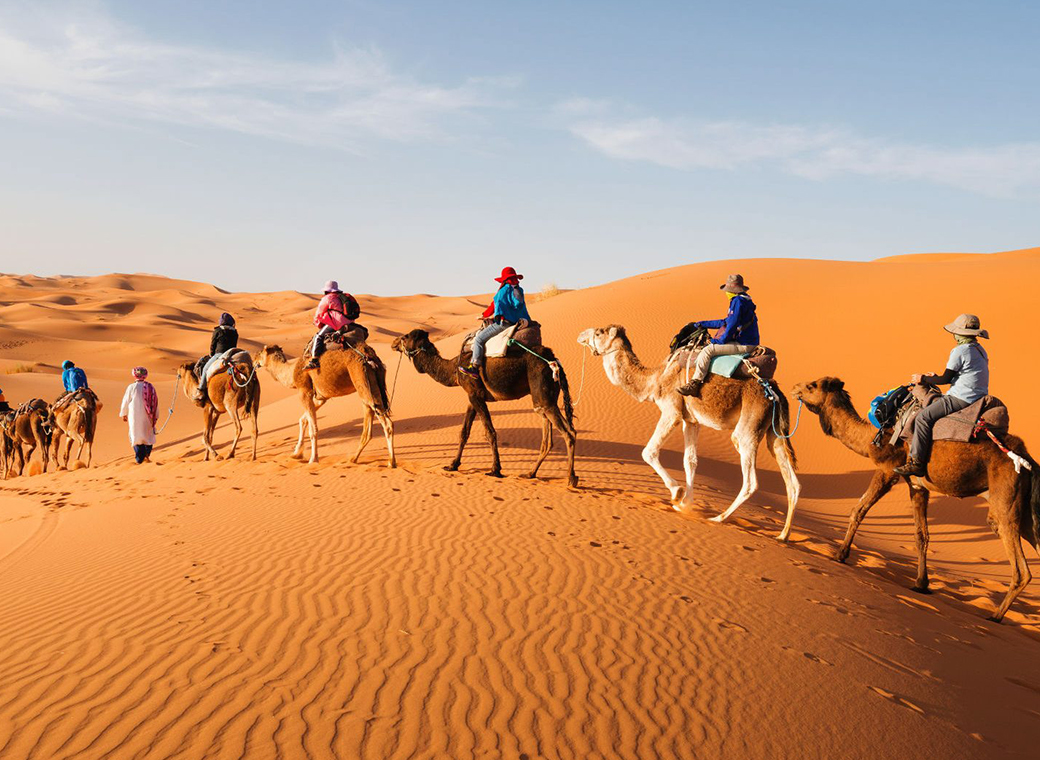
254, 342, 395, 467
577, 325, 799, 540
0, 399, 52, 478
391, 328, 578, 486
793, 377, 1040, 622
177, 352, 261, 461
50, 390, 100, 469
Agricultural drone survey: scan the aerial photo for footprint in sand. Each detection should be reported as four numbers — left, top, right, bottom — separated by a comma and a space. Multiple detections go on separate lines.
867, 686, 925, 715
714, 618, 748, 633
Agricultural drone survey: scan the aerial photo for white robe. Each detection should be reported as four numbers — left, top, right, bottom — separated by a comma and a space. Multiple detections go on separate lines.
119, 381, 157, 446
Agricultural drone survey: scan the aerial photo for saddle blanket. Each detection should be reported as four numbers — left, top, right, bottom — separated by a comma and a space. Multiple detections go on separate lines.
204, 349, 252, 381
461, 321, 543, 359
893, 385, 1009, 444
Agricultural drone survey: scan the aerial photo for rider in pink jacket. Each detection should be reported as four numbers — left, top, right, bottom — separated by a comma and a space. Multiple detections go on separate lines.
307, 281, 357, 368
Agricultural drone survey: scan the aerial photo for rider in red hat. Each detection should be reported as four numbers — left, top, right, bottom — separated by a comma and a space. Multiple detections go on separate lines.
459, 267, 531, 377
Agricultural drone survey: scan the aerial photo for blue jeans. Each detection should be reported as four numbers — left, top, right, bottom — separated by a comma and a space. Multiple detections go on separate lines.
471, 322, 510, 365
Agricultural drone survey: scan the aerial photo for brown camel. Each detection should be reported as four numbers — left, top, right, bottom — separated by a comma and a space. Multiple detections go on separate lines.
0, 399, 51, 478
390, 329, 578, 486
50, 390, 100, 469
254, 343, 395, 466
577, 325, 799, 540
177, 352, 261, 461
792, 377, 1040, 622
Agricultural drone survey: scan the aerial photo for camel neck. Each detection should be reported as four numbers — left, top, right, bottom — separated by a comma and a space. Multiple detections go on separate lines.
819, 399, 876, 458
603, 344, 657, 402
264, 355, 299, 389
411, 349, 460, 388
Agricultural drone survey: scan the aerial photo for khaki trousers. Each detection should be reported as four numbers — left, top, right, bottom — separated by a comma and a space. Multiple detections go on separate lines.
691, 343, 755, 382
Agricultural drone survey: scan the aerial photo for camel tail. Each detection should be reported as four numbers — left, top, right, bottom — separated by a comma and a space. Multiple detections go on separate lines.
766, 381, 798, 470
539, 347, 575, 433
1022, 452, 1040, 549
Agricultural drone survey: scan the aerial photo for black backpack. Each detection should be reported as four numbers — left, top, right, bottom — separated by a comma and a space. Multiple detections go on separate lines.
868, 385, 912, 430
335, 293, 361, 321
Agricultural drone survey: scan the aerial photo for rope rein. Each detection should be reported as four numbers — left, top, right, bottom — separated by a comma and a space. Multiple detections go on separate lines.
155, 372, 180, 436
507, 339, 561, 382
389, 350, 403, 409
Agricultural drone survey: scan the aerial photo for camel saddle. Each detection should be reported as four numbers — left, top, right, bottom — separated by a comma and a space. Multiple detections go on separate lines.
890, 385, 1009, 445
203, 349, 253, 381
461, 320, 543, 359
323, 323, 370, 350
675, 345, 778, 381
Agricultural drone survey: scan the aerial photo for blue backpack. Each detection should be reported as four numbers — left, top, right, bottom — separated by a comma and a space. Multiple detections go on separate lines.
868, 385, 911, 429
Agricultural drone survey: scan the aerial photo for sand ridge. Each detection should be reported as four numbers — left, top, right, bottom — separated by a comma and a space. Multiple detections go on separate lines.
2, 249, 1040, 758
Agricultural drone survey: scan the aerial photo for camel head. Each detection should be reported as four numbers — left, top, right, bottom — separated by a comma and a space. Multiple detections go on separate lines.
577, 325, 629, 357
254, 345, 286, 369
792, 377, 853, 416
392, 329, 436, 359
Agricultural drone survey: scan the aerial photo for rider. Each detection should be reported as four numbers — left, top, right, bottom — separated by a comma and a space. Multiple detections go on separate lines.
192, 313, 240, 403
307, 281, 358, 369
54, 360, 92, 410
459, 267, 530, 378
894, 313, 990, 477
0, 387, 11, 413
677, 274, 760, 398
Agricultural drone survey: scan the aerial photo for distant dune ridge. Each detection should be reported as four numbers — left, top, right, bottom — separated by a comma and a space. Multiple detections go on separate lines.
1, 248, 1040, 758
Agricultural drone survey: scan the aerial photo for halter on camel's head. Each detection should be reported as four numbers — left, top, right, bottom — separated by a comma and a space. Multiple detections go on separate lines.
392, 329, 435, 358
254, 345, 285, 368
578, 325, 630, 357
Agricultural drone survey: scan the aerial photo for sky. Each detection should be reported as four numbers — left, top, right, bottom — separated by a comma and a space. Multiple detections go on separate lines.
0, 0, 1038, 295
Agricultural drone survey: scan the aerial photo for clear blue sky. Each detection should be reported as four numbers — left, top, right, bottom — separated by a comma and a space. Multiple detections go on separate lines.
1, 0, 1037, 295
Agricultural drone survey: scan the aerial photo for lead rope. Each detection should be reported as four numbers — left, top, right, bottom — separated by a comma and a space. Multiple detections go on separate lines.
155, 372, 180, 436
507, 339, 562, 382
571, 344, 588, 407
742, 358, 802, 440
389, 350, 403, 409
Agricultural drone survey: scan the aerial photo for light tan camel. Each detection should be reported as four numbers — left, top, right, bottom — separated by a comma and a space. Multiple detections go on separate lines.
577, 325, 800, 540
254, 343, 395, 466
177, 352, 260, 461
50, 390, 100, 468
793, 376, 1040, 622
0, 399, 51, 478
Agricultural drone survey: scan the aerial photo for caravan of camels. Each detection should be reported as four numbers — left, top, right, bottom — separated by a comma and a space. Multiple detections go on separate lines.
1, 268, 1037, 625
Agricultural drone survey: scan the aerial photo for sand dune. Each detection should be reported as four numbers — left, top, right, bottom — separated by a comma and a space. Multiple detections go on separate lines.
2, 251, 1040, 758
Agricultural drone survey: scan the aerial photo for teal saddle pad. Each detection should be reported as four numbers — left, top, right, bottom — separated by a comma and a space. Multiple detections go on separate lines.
709, 354, 747, 378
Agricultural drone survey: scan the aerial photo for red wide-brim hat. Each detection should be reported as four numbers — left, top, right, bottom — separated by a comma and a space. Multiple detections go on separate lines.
495, 266, 524, 283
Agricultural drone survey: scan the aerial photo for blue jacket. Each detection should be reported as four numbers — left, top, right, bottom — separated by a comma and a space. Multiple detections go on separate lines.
62, 366, 88, 392
699, 294, 760, 345
492, 284, 531, 324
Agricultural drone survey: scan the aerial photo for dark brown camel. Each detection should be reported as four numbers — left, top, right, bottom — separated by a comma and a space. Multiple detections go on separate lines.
391, 329, 578, 486
50, 390, 100, 468
793, 377, 1040, 622
177, 353, 261, 461
0, 400, 51, 478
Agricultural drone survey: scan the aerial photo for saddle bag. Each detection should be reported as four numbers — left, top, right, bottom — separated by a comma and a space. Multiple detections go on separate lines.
868, 385, 912, 429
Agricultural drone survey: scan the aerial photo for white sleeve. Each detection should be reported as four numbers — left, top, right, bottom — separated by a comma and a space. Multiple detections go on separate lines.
119, 384, 134, 417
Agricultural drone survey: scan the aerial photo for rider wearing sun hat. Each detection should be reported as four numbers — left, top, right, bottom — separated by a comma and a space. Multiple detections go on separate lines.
677, 274, 760, 398
306, 280, 360, 369
459, 266, 531, 377
894, 313, 991, 477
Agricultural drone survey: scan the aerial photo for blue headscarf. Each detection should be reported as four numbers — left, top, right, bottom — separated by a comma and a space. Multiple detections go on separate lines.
62, 360, 74, 370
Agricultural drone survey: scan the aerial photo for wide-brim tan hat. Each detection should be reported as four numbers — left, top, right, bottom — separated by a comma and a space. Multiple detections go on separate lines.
720, 274, 749, 293
944, 313, 989, 339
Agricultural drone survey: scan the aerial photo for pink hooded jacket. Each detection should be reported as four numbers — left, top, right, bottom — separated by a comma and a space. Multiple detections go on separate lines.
314, 293, 354, 330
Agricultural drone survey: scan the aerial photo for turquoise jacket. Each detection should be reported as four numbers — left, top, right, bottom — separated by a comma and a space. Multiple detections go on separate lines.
492, 284, 531, 323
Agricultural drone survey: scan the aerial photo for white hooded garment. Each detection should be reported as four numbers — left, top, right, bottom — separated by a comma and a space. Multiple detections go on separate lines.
119, 381, 157, 446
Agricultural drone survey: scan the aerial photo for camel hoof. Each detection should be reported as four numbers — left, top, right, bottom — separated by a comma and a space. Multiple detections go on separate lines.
568, 477, 579, 489
485, 471, 504, 479
387, 461, 397, 469
519, 472, 537, 480
911, 585, 932, 595
986, 614, 1004, 624
833, 551, 849, 564
776, 532, 790, 543
349, 457, 360, 465
290, 452, 305, 461
708, 514, 725, 524
670, 487, 686, 503
444, 463, 460, 472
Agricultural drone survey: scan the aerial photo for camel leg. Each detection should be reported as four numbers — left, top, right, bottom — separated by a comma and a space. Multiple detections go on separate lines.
473, 398, 503, 477
643, 403, 685, 502
226, 404, 243, 460
710, 425, 760, 524
545, 403, 578, 488
201, 408, 221, 461
84, 439, 93, 468
771, 435, 801, 542
909, 487, 932, 593
291, 410, 308, 460
306, 399, 321, 464
377, 413, 396, 468
675, 420, 701, 513
63, 435, 74, 469
991, 512, 1032, 622
835, 471, 899, 563
351, 407, 375, 464
447, 406, 477, 472
250, 407, 259, 462
522, 414, 553, 480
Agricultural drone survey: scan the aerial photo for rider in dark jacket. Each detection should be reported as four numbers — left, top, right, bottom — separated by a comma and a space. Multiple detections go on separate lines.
193, 313, 240, 402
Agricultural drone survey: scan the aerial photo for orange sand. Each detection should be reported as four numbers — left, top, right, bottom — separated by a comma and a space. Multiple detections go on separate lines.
1, 251, 1040, 758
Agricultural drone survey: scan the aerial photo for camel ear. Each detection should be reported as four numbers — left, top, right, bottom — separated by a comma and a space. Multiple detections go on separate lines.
607, 326, 618, 341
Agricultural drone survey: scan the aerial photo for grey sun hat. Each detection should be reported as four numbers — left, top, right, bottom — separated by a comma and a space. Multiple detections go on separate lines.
944, 313, 989, 339
720, 274, 749, 294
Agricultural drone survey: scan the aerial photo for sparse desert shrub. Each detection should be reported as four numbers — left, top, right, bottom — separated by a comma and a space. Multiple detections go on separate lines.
4, 362, 38, 375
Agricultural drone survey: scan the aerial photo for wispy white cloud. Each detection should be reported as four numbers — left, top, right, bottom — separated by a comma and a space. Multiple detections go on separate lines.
560, 100, 1040, 197
0, 2, 510, 149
